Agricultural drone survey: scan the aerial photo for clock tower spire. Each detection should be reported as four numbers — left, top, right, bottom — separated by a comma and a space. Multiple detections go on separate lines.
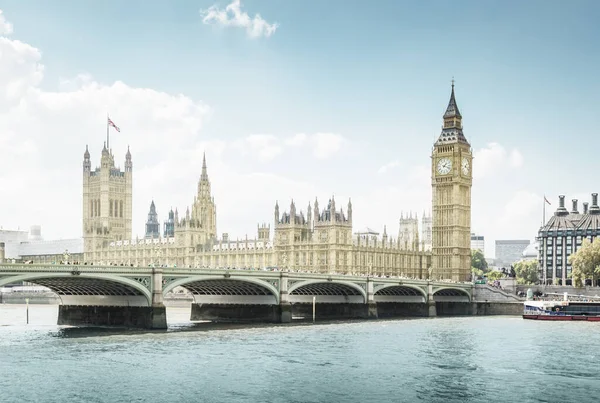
431, 82, 473, 281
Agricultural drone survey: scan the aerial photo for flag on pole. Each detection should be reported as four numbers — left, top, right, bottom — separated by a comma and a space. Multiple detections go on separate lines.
108, 117, 121, 132
544, 195, 551, 205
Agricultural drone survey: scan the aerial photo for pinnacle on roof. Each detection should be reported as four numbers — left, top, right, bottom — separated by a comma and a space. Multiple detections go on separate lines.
84, 144, 90, 159
126, 145, 131, 159
443, 80, 462, 119
201, 152, 208, 180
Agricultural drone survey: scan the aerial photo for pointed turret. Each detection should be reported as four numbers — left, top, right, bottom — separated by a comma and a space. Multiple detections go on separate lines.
201, 152, 208, 181
145, 200, 160, 239
436, 80, 469, 145
83, 145, 91, 172
124, 146, 132, 172
290, 199, 296, 220
443, 81, 462, 119
274, 201, 280, 224
347, 198, 353, 222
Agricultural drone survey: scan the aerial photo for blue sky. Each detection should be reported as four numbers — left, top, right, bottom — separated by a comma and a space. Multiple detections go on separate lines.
0, 0, 599, 257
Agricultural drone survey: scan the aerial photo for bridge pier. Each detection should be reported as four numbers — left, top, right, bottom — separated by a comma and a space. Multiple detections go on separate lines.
58, 305, 166, 328
191, 303, 282, 323
150, 268, 168, 329
427, 282, 437, 317
366, 278, 378, 319
280, 273, 292, 323
56, 268, 167, 330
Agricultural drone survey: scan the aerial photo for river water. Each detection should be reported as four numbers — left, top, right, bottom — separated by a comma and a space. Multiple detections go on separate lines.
1, 305, 599, 403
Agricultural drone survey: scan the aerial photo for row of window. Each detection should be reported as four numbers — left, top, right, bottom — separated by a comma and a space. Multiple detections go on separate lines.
88, 199, 125, 218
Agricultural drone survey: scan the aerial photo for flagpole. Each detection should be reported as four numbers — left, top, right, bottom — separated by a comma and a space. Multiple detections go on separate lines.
543, 195, 546, 226
106, 113, 110, 151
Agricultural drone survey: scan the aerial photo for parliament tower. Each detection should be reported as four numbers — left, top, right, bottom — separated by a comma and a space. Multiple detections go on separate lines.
82, 143, 133, 255
431, 83, 472, 281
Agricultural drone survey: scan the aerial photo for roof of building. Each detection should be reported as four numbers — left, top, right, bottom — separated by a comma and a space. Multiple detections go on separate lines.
17, 238, 84, 257
355, 227, 379, 235
522, 241, 539, 258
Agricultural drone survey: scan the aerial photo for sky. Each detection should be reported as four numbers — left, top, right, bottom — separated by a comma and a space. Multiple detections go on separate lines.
0, 0, 599, 258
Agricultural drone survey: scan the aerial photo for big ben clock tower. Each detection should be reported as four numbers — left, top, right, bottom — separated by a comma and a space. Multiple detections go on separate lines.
431, 82, 472, 282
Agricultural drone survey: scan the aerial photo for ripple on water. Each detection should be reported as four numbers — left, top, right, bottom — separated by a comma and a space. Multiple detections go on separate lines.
1, 308, 600, 403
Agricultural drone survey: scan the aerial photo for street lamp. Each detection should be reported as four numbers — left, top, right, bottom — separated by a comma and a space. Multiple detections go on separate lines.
63, 249, 70, 265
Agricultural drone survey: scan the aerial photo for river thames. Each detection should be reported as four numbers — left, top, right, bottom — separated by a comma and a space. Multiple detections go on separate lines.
1, 305, 599, 403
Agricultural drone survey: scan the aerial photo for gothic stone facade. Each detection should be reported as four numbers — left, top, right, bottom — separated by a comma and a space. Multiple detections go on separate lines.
84, 87, 470, 279
431, 84, 473, 282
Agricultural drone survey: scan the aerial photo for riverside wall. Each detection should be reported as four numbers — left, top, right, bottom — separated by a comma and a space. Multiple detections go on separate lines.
516, 285, 600, 297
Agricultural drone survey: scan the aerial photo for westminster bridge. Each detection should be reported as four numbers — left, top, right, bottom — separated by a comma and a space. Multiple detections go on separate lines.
0, 263, 478, 329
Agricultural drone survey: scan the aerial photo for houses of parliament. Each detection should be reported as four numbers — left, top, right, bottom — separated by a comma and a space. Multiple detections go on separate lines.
83, 85, 472, 281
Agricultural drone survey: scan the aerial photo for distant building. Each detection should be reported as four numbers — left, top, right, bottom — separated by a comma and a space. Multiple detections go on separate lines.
163, 209, 175, 238
0, 228, 30, 258
495, 239, 530, 268
145, 201, 160, 239
0, 226, 82, 263
538, 194, 600, 285
470, 233, 485, 254
18, 238, 84, 263
521, 241, 539, 260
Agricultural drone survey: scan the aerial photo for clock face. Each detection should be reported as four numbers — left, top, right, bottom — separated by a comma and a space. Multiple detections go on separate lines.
461, 157, 470, 175
437, 158, 452, 175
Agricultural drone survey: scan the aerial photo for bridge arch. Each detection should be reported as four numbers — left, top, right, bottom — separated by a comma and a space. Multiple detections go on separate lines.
433, 287, 471, 302
374, 284, 427, 303
164, 275, 280, 304
288, 280, 366, 303
0, 273, 152, 306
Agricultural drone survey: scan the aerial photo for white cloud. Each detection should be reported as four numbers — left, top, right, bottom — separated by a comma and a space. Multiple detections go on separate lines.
0, 10, 13, 35
310, 132, 344, 159
377, 160, 400, 174
0, 11, 342, 240
285, 133, 307, 147
234, 134, 283, 162
235, 132, 347, 163
509, 149, 524, 168
200, 0, 278, 38
473, 142, 524, 179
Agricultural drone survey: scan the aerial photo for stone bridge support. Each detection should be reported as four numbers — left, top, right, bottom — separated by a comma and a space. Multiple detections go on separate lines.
366, 277, 378, 319
279, 272, 292, 323
57, 269, 167, 330
427, 282, 437, 317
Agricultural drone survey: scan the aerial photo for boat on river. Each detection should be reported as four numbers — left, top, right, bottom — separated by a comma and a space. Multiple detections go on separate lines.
523, 293, 600, 321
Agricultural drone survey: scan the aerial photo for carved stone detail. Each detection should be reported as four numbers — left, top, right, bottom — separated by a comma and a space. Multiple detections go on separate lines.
261, 278, 280, 291
130, 276, 151, 290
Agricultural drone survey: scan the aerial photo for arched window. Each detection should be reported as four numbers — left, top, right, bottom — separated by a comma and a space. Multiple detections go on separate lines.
109, 200, 113, 217
120, 200, 124, 218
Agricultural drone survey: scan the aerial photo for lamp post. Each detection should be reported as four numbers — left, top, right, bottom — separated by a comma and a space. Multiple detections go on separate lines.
63, 249, 70, 265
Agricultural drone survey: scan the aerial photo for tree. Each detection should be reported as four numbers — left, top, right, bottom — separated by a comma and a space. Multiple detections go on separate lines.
513, 260, 539, 285
471, 250, 488, 273
487, 270, 503, 281
471, 267, 484, 279
569, 237, 600, 287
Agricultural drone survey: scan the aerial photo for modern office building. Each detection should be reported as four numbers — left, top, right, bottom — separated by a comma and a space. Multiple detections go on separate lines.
470, 233, 485, 254
495, 239, 530, 269
538, 194, 600, 285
